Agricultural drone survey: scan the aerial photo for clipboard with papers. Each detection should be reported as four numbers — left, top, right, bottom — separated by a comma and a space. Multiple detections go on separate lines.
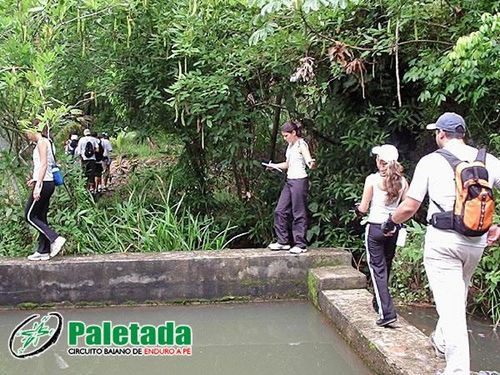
261, 162, 283, 173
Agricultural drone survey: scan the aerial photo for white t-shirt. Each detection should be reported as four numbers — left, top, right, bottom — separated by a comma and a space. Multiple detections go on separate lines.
366, 173, 405, 224
407, 140, 500, 247
76, 136, 99, 161
286, 139, 308, 179
32, 138, 55, 181
100, 138, 113, 158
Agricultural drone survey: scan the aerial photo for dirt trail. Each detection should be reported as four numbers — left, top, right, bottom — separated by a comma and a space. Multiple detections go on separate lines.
107, 156, 173, 190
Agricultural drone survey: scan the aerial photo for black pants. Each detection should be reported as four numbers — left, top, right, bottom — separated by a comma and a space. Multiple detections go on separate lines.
82, 159, 96, 183
365, 223, 398, 319
24, 181, 59, 254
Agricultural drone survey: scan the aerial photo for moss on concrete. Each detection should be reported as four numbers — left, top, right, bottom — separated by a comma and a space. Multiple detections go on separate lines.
74, 301, 109, 308
10, 296, 264, 311
310, 257, 345, 268
240, 278, 269, 288
17, 302, 41, 310
307, 271, 320, 309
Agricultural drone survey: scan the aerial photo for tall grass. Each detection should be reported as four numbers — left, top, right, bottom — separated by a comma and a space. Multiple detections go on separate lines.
0, 153, 245, 256
111, 130, 183, 159
76, 177, 246, 253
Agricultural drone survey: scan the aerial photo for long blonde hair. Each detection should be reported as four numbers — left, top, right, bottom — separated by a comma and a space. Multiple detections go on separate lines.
383, 161, 404, 204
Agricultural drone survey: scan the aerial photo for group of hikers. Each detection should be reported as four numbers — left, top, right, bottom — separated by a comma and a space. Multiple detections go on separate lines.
265, 113, 499, 375
64, 129, 113, 193
22, 112, 500, 375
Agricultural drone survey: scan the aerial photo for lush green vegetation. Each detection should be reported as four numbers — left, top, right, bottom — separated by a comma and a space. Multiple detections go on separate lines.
0, 152, 244, 254
0, 0, 498, 323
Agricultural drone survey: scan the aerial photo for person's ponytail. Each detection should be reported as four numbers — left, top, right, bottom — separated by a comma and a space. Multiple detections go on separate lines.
383, 161, 404, 204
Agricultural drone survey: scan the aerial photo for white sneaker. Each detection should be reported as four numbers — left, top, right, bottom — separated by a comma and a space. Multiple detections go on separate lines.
27, 252, 50, 261
268, 242, 291, 251
289, 246, 307, 254
430, 331, 445, 359
50, 236, 66, 258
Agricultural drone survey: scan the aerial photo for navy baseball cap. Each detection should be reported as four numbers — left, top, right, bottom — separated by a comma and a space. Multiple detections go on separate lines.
426, 112, 466, 133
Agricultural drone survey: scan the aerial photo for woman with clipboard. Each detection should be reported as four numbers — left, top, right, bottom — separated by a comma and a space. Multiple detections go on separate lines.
266, 121, 316, 254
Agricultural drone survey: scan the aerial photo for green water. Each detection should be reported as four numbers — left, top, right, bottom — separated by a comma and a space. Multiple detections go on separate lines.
0, 301, 373, 375
399, 306, 500, 372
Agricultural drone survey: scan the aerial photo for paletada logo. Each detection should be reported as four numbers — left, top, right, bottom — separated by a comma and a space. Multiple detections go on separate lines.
9, 312, 193, 358
68, 321, 192, 346
67, 321, 193, 356
9, 312, 63, 359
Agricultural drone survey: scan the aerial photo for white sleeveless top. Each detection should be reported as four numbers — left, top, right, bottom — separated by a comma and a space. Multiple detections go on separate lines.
32, 138, 55, 181
366, 173, 404, 224
285, 138, 308, 179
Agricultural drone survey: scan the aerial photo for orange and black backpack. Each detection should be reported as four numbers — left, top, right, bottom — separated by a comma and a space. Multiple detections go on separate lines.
430, 148, 495, 236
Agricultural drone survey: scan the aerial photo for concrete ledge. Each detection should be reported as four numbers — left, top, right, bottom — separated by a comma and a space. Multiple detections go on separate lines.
310, 266, 367, 290
319, 289, 442, 375
0, 248, 351, 307
308, 265, 367, 309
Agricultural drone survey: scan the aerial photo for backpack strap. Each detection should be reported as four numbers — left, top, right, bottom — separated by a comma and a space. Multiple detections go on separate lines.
435, 149, 463, 171
431, 149, 463, 213
43, 137, 58, 166
475, 148, 487, 164
430, 198, 446, 213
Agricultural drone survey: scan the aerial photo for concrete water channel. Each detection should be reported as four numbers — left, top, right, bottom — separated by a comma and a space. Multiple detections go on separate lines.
0, 248, 496, 374
0, 302, 373, 375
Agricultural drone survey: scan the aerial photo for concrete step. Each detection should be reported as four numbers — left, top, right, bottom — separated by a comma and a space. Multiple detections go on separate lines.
307, 265, 366, 308
309, 265, 367, 291
319, 289, 443, 375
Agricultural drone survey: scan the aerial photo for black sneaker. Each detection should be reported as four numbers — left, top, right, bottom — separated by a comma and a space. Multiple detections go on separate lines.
376, 316, 397, 327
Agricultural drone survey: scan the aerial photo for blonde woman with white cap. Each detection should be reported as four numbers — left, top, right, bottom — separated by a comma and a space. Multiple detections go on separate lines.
355, 144, 408, 327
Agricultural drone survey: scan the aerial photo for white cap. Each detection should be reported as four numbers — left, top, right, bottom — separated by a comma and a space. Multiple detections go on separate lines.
83, 129, 91, 136
70, 134, 78, 140
371, 144, 399, 162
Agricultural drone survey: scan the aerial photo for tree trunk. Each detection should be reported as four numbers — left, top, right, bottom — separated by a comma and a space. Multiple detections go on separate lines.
184, 136, 208, 196
269, 92, 283, 161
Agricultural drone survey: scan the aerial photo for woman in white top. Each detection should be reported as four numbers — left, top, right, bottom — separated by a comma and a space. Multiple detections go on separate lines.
356, 144, 408, 326
24, 120, 66, 261
267, 121, 316, 254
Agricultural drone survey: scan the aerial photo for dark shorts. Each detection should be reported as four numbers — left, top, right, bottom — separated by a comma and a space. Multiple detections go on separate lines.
83, 159, 96, 182
94, 162, 103, 178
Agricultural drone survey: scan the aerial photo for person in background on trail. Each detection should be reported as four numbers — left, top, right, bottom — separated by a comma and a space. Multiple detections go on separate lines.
92, 131, 104, 193
24, 119, 66, 261
76, 128, 99, 192
267, 120, 316, 254
65, 134, 79, 157
380, 113, 500, 375
355, 144, 408, 327
100, 132, 113, 191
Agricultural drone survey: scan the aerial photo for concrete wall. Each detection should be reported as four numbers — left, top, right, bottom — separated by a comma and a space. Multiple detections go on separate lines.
0, 248, 351, 307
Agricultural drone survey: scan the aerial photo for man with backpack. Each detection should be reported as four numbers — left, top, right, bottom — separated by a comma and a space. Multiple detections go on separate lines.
93, 131, 104, 193
100, 132, 113, 191
76, 128, 100, 192
381, 112, 500, 375
65, 134, 79, 157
